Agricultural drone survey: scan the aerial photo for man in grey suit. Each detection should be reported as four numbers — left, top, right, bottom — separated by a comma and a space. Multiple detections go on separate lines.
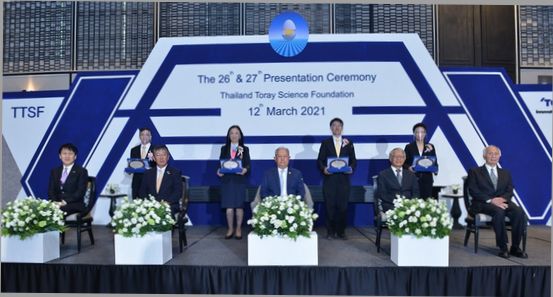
375, 147, 420, 212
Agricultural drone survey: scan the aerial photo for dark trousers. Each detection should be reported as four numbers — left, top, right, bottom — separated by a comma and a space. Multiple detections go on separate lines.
472, 201, 527, 250
131, 173, 144, 199
169, 203, 180, 219
416, 172, 434, 199
323, 174, 350, 236
61, 202, 85, 217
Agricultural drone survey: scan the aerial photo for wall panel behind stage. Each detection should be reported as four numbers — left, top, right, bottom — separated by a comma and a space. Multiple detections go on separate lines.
3, 34, 550, 226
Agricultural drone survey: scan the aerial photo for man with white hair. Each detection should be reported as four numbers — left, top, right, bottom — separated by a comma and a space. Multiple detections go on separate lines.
467, 145, 528, 259
375, 147, 420, 212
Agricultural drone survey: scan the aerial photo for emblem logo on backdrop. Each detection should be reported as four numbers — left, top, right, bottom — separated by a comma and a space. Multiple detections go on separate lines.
269, 11, 309, 57
539, 97, 552, 109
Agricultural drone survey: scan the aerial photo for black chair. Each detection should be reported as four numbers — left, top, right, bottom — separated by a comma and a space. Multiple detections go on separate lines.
61, 176, 97, 252
372, 175, 387, 253
462, 176, 527, 253
175, 175, 190, 252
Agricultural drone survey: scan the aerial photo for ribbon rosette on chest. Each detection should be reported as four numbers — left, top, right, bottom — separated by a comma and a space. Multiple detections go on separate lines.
237, 146, 244, 158
342, 138, 350, 147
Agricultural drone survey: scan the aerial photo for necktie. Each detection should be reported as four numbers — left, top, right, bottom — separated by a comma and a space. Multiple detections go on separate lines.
490, 168, 498, 190
60, 168, 69, 184
156, 169, 163, 193
335, 139, 341, 157
230, 146, 237, 159
396, 169, 402, 186
141, 146, 147, 159
280, 169, 287, 197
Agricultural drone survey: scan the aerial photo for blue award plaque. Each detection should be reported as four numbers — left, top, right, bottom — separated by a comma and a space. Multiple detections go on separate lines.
124, 158, 150, 174
327, 157, 352, 173
412, 156, 438, 173
220, 159, 243, 173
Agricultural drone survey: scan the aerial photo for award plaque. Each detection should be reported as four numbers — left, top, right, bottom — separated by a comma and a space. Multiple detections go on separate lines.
220, 159, 243, 174
412, 156, 438, 173
327, 157, 352, 173
124, 158, 150, 174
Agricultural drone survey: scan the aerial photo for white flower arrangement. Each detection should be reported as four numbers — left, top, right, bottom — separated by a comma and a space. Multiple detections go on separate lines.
247, 195, 318, 240
1, 197, 66, 239
105, 183, 120, 194
385, 196, 453, 239
111, 196, 175, 237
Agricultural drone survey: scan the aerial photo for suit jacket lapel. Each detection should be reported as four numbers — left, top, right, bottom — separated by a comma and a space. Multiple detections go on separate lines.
286, 169, 293, 192
55, 166, 63, 183
387, 168, 401, 188
480, 165, 495, 189
413, 143, 421, 157
161, 168, 171, 191
496, 168, 505, 189
273, 168, 282, 195
68, 167, 78, 180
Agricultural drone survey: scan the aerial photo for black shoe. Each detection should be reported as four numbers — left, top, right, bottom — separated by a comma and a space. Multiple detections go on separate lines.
498, 250, 510, 259
337, 234, 348, 240
225, 232, 233, 240
510, 248, 528, 258
235, 235, 242, 240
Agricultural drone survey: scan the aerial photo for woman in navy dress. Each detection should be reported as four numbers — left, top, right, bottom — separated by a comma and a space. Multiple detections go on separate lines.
404, 122, 438, 199
217, 125, 250, 239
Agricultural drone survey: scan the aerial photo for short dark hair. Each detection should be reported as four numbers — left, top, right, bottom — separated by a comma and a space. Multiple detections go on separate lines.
412, 122, 427, 133
59, 143, 78, 155
139, 127, 152, 134
152, 144, 169, 155
329, 117, 343, 126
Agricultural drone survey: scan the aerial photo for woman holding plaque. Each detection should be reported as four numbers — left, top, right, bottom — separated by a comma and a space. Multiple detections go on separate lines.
404, 122, 438, 199
216, 125, 250, 239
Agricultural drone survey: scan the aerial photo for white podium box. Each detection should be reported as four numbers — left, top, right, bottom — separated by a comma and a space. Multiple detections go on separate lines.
114, 231, 172, 265
1, 231, 60, 263
391, 234, 449, 267
248, 232, 318, 266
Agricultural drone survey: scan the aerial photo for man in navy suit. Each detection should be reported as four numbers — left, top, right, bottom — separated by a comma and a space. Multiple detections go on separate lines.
130, 127, 155, 199
260, 147, 305, 199
48, 143, 89, 217
139, 145, 183, 217
317, 118, 357, 239
375, 147, 420, 213
467, 145, 528, 259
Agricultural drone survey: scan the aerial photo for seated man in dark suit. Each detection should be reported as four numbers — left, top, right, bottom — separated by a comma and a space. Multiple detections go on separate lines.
48, 143, 89, 217
467, 145, 528, 259
376, 147, 420, 213
139, 145, 183, 217
260, 146, 305, 199
130, 127, 156, 199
